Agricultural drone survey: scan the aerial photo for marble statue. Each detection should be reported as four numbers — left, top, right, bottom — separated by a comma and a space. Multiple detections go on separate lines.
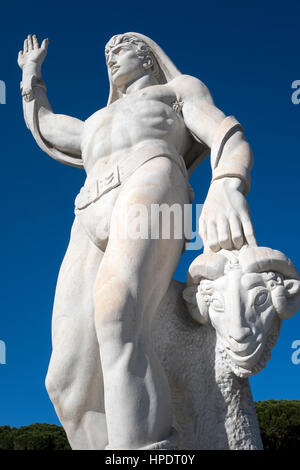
18, 33, 300, 450
152, 246, 300, 449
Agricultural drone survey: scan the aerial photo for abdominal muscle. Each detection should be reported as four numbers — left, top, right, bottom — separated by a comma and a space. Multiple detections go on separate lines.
84, 139, 182, 183
81, 88, 191, 179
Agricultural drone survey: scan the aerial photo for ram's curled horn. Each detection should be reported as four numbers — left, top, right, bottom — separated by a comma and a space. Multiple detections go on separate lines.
187, 252, 227, 286
239, 246, 300, 280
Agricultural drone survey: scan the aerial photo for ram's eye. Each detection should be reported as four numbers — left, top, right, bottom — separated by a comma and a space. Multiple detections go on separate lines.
211, 298, 224, 312
254, 291, 269, 307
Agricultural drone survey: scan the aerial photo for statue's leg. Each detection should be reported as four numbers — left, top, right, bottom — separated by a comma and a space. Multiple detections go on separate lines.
45, 217, 108, 449
93, 157, 189, 450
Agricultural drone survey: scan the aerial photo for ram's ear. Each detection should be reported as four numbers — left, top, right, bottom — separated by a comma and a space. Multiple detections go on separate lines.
271, 279, 300, 320
182, 286, 196, 304
183, 285, 210, 325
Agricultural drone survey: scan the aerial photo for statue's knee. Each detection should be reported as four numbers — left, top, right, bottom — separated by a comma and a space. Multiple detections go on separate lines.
45, 371, 60, 406
45, 371, 83, 423
94, 277, 139, 332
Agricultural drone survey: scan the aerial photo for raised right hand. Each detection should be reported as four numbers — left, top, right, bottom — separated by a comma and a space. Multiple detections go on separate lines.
18, 34, 49, 70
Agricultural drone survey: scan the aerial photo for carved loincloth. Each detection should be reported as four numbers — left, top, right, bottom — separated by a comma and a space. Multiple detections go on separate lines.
74, 150, 194, 251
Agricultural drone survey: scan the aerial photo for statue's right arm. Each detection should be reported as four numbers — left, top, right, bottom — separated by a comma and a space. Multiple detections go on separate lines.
18, 35, 84, 167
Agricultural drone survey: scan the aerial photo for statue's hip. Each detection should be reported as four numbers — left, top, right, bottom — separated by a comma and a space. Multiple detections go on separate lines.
74, 149, 192, 251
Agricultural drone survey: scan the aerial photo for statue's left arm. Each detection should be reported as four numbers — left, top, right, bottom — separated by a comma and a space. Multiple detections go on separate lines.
171, 74, 256, 252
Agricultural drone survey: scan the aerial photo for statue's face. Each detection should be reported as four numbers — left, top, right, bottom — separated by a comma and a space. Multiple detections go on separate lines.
105, 42, 147, 90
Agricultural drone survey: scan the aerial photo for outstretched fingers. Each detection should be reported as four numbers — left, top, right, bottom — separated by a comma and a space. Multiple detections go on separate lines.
22, 34, 45, 54
27, 34, 34, 51
41, 38, 49, 51
33, 34, 40, 49
23, 38, 28, 53
18, 34, 48, 69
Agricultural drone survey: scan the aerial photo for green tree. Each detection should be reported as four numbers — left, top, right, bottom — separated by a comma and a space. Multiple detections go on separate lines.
1, 401, 300, 450
0, 423, 70, 450
255, 399, 300, 450
0, 426, 14, 450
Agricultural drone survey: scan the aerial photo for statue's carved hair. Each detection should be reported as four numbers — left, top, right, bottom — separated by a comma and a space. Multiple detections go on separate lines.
105, 34, 161, 81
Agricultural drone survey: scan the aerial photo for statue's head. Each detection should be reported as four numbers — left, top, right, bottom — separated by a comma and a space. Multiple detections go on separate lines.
105, 33, 181, 106
105, 34, 161, 91
183, 246, 300, 378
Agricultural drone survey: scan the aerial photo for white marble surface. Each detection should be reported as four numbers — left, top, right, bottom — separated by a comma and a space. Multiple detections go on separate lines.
18, 32, 299, 450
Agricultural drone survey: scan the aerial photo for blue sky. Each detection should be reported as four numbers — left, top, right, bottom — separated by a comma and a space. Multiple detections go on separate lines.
0, 0, 300, 427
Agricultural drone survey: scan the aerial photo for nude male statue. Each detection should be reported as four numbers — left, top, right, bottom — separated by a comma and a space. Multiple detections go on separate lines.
18, 32, 256, 450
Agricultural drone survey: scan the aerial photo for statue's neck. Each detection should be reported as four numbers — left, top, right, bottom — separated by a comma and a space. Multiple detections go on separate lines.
121, 74, 158, 95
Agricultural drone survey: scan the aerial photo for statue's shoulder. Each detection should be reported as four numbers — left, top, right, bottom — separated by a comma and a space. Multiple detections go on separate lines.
85, 106, 109, 125
169, 74, 212, 101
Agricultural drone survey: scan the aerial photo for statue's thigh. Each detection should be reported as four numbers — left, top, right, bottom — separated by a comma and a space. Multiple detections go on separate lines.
96, 158, 189, 321
48, 218, 104, 406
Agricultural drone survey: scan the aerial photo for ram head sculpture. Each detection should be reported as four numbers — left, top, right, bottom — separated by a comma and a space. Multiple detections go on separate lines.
183, 246, 300, 378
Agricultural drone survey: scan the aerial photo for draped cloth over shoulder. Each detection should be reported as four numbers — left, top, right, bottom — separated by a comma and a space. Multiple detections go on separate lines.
106, 32, 210, 176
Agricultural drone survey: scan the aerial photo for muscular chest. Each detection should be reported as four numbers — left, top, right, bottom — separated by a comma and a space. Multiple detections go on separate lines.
82, 86, 186, 159
114, 88, 180, 126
